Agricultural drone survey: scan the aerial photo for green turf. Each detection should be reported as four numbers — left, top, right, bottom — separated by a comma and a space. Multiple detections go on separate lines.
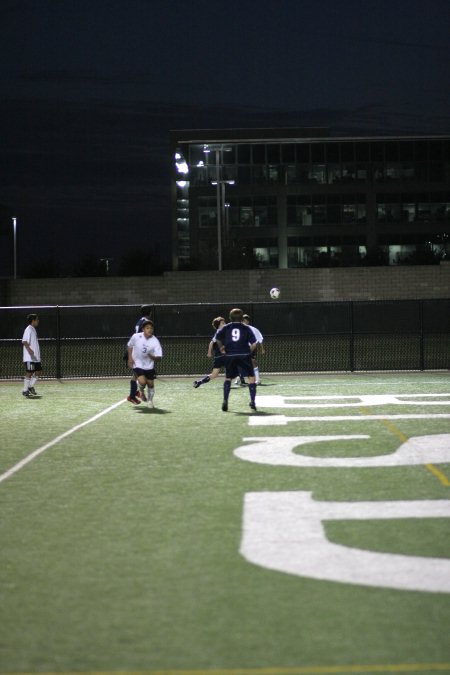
0, 373, 449, 674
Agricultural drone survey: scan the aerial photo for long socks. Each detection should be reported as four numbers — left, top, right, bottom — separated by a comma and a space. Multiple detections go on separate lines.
223, 379, 231, 401
249, 382, 257, 405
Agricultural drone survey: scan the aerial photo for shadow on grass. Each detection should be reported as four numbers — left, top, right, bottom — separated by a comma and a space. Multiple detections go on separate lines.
134, 407, 171, 414
232, 382, 278, 388
233, 410, 273, 417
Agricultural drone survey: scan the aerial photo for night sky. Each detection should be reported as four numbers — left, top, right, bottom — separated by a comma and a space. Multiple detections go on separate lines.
1, 0, 449, 276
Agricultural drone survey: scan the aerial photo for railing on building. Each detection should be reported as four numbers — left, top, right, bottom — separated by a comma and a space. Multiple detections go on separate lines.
0, 300, 448, 379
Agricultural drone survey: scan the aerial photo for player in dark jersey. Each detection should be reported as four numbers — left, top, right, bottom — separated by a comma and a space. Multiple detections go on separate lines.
193, 316, 226, 388
215, 308, 258, 412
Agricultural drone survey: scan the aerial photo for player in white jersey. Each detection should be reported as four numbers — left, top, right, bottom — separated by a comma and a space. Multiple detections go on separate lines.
127, 319, 163, 407
125, 304, 152, 403
21, 313, 42, 398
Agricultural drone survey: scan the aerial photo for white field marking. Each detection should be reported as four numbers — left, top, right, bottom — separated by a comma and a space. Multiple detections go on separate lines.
241, 491, 450, 593
248, 413, 450, 426
255, 394, 450, 409
234, 433, 450, 467
0, 399, 126, 485
275, 380, 450, 387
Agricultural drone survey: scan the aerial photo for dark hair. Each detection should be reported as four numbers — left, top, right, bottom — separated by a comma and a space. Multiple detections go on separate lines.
242, 314, 251, 322
27, 313, 38, 323
229, 308, 243, 321
141, 319, 154, 328
212, 316, 225, 329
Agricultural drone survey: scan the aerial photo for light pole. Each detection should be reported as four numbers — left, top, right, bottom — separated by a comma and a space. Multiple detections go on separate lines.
100, 257, 113, 274
214, 148, 222, 270
203, 144, 234, 271
12, 217, 17, 279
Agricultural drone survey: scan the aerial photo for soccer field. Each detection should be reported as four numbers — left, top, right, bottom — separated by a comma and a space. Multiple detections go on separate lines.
1, 373, 450, 675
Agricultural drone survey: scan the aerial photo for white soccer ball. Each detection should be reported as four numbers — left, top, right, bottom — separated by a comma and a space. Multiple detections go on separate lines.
270, 287, 280, 300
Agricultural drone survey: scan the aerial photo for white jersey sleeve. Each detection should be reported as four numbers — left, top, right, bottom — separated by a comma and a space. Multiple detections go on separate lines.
249, 324, 264, 344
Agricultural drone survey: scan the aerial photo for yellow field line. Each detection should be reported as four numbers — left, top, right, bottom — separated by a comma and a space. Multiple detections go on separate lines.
359, 409, 450, 487
6, 666, 450, 675
425, 463, 450, 486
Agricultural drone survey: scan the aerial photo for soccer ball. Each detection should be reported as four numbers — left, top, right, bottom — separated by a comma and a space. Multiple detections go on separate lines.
270, 287, 280, 300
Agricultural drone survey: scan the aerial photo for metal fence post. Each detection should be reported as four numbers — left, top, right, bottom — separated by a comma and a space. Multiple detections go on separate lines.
56, 306, 62, 379
349, 301, 354, 372
419, 299, 424, 371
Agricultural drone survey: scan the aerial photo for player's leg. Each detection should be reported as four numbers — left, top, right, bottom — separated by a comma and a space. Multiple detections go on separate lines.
193, 374, 211, 388
137, 374, 148, 402
147, 376, 155, 406
127, 369, 141, 404
252, 357, 261, 385
22, 363, 32, 397
222, 378, 231, 411
242, 357, 257, 410
222, 360, 236, 411
28, 364, 42, 396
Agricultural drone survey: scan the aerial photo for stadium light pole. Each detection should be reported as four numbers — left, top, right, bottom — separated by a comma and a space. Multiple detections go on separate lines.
215, 148, 222, 270
12, 217, 17, 279
203, 144, 233, 271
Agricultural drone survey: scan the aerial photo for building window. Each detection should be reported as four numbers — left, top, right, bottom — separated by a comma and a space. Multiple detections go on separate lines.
310, 164, 326, 184
254, 245, 278, 268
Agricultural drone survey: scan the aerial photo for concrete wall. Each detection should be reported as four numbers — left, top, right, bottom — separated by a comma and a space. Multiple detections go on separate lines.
1, 262, 449, 306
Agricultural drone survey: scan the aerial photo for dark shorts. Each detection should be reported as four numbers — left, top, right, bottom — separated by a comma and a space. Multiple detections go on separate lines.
224, 354, 254, 379
213, 355, 226, 369
24, 361, 42, 373
133, 367, 157, 380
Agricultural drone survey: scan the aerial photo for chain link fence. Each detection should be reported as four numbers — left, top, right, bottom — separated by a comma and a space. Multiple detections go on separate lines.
0, 300, 448, 379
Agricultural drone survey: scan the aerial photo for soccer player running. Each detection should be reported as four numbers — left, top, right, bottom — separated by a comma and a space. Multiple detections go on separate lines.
215, 308, 258, 412
126, 304, 152, 404
127, 319, 162, 407
21, 313, 42, 398
193, 316, 226, 388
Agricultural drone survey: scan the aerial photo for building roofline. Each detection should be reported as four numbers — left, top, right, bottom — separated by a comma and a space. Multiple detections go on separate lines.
170, 127, 330, 144
170, 128, 450, 144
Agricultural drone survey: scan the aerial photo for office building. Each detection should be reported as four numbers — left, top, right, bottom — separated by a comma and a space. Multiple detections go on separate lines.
170, 128, 450, 270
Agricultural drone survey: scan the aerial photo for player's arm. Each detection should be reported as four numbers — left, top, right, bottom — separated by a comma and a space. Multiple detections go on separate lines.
127, 335, 135, 368
207, 340, 214, 358
216, 338, 226, 354
149, 338, 163, 361
127, 345, 134, 368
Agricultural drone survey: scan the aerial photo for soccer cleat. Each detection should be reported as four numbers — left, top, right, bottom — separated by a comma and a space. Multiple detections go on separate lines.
222, 400, 228, 412
193, 380, 201, 388
127, 395, 141, 405
234, 378, 240, 385
29, 386, 38, 395
249, 401, 257, 411
22, 390, 31, 398
240, 380, 247, 386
